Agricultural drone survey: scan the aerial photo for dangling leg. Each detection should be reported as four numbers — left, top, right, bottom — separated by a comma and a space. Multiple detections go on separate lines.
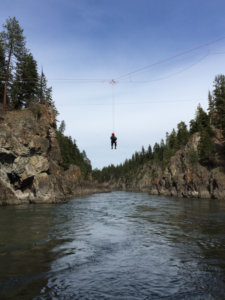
111, 141, 113, 149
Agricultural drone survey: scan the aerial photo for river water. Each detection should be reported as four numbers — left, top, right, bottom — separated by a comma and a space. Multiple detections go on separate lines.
0, 192, 225, 299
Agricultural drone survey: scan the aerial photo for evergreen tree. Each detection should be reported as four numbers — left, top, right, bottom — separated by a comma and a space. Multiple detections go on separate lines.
177, 121, 189, 147
56, 130, 92, 178
39, 70, 52, 104
59, 120, 66, 134
147, 145, 153, 159
189, 119, 198, 134
213, 75, 225, 100
207, 91, 214, 125
140, 146, 146, 163
0, 17, 26, 107
11, 52, 39, 108
160, 139, 165, 148
38, 70, 58, 117
153, 142, 161, 160
93, 76, 225, 183
190, 104, 210, 134
0, 42, 5, 103
198, 129, 214, 165
213, 74, 225, 137
167, 129, 177, 149
82, 150, 91, 165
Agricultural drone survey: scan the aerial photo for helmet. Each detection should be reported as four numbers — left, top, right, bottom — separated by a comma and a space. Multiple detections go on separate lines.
112, 132, 114, 135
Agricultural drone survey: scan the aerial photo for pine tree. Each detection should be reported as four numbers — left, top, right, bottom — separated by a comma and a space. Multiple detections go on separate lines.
190, 104, 210, 134
58, 120, 66, 134
189, 119, 198, 134
0, 42, 5, 103
153, 142, 161, 160
0, 17, 26, 107
56, 128, 92, 178
39, 70, 52, 104
168, 129, 177, 149
213, 75, 225, 137
213, 75, 225, 100
177, 121, 189, 147
207, 91, 214, 125
11, 52, 39, 108
38, 70, 58, 116
147, 145, 153, 160
198, 129, 214, 165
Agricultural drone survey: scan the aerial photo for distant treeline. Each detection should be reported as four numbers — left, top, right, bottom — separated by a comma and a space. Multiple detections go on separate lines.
93, 75, 225, 182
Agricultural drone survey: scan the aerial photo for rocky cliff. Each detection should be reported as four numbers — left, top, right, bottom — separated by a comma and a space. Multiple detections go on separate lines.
115, 130, 225, 199
0, 104, 109, 205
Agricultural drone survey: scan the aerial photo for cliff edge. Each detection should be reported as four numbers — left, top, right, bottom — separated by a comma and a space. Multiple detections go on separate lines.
115, 130, 225, 199
0, 104, 109, 205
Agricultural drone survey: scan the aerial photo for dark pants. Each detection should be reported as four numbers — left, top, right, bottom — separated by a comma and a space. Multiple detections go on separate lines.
111, 141, 117, 149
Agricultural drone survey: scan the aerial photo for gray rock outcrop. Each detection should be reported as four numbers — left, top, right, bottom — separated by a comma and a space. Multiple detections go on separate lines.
0, 105, 109, 205
114, 131, 225, 199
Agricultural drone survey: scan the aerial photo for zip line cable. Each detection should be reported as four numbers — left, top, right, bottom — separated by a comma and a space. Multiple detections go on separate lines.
115, 35, 225, 80
0, 49, 220, 84
1, 36, 225, 129
117, 51, 210, 84
0, 49, 215, 85
1, 35, 225, 84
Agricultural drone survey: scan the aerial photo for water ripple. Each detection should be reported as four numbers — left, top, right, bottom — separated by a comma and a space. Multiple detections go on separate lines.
0, 192, 225, 299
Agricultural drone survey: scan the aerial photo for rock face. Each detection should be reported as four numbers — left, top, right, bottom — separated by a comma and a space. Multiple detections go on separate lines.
115, 132, 225, 199
0, 105, 109, 205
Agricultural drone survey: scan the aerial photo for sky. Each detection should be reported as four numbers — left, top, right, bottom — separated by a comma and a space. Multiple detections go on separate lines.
1, 0, 225, 169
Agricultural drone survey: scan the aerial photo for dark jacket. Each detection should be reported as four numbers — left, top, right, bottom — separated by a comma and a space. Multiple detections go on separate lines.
111, 135, 117, 142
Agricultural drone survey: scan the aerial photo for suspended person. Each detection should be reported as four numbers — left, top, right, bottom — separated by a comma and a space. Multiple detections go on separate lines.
110, 133, 117, 149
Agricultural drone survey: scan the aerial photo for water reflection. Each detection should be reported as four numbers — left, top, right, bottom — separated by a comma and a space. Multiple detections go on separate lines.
0, 192, 225, 299
0, 204, 71, 299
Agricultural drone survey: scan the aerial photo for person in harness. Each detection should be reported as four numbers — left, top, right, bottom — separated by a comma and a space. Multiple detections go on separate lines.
110, 133, 117, 149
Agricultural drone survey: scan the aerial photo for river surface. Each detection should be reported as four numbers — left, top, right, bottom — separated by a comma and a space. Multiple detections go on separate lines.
0, 192, 225, 299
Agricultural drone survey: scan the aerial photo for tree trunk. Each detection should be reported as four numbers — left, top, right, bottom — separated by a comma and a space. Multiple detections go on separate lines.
3, 45, 12, 108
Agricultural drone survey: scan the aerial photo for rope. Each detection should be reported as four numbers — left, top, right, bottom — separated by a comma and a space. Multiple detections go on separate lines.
111, 80, 116, 132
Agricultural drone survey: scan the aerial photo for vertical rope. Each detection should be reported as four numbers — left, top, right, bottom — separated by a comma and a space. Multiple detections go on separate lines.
112, 82, 115, 132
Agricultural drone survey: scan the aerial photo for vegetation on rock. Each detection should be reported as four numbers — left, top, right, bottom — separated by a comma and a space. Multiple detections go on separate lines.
56, 120, 92, 179
1, 16, 225, 200
93, 75, 225, 183
0, 17, 92, 180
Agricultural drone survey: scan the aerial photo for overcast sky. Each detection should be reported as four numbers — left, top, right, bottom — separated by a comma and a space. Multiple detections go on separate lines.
1, 0, 225, 169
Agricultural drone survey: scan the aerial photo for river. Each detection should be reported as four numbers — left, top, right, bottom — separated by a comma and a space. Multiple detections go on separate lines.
0, 191, 225, 299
